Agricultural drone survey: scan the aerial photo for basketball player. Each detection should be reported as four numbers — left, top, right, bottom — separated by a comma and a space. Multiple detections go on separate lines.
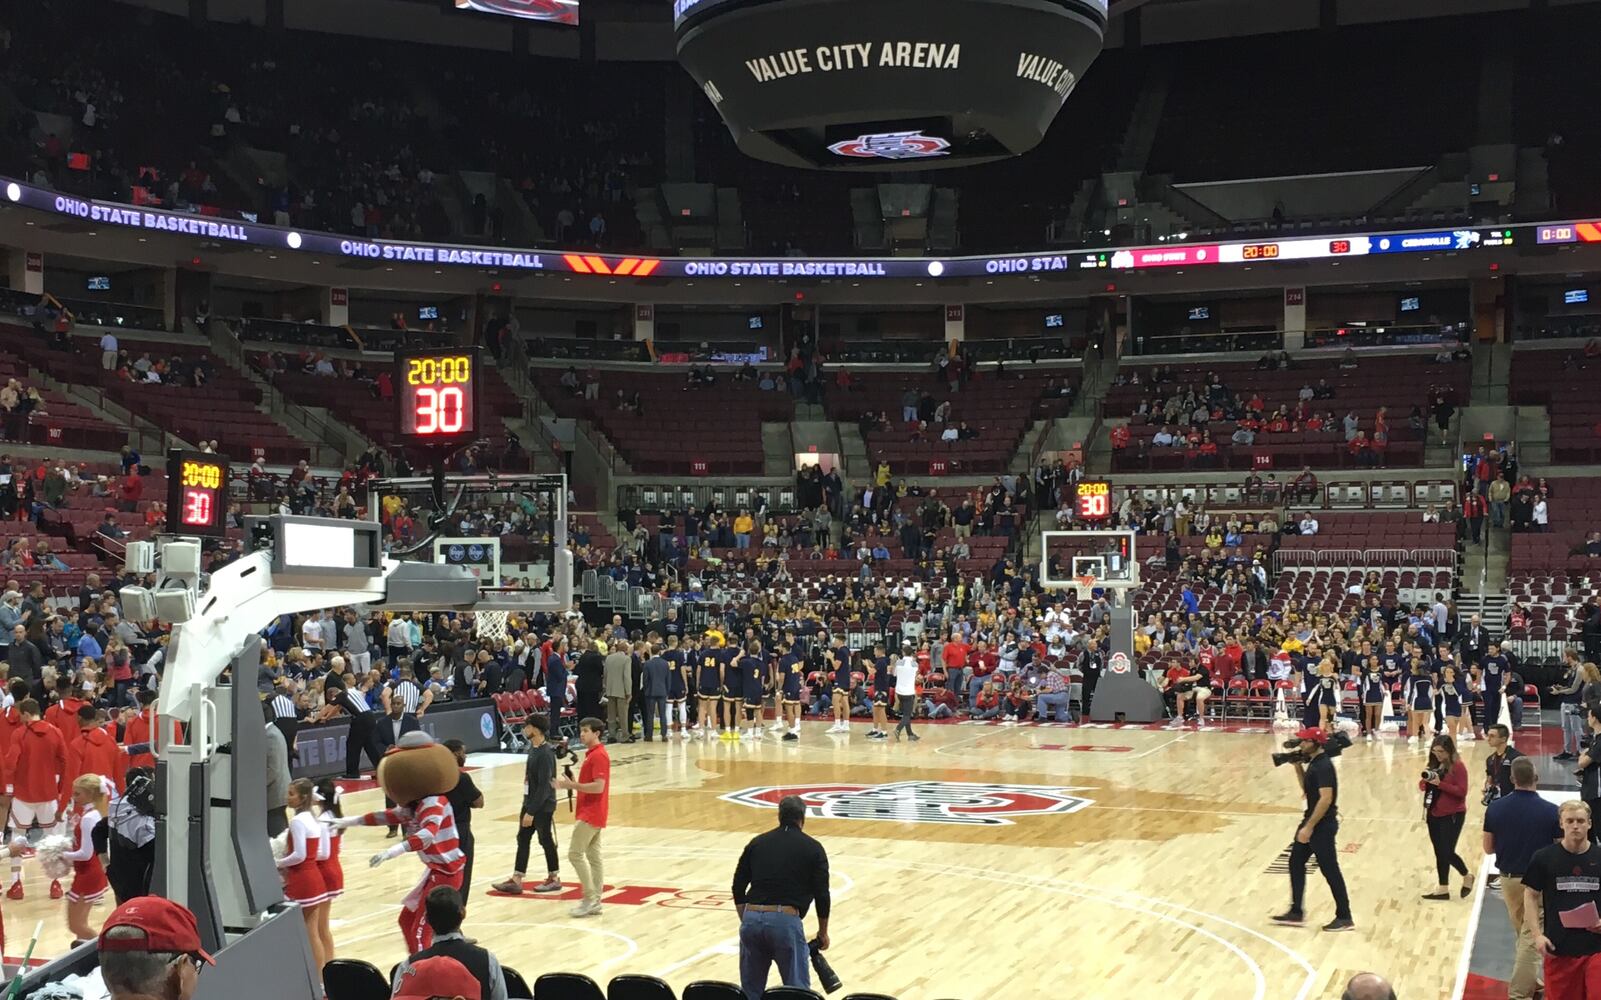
767, 630, 794, 734
8, 698, 67, 900
722, 638, 745, 741
826, 636, 852, 735
868, 641, 891, 741
663, 635, 690, 740
740, 640, 768, 740
778, 641, 804, 741
696, 636, 723, 741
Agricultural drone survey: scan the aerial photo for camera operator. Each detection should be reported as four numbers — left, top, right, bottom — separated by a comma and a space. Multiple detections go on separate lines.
1271, 727, 1355, 931
1486, 724, 1525, 803
1483, 756, 1561, 1000
1420, 735, 1475, 900
731, 795, 831, 1000
1524, 800, 1601, 994
489, 715, 568, 896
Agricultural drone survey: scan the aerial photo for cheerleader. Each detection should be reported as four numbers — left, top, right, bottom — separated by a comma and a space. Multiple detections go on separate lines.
1360, 655, 1386, 740
62, 775, 110, 945
312, 777, 343, 968
277, 779, 330, 983
1297, 661, 1321, 730
1441, 666, 1466, 742
1407, 661, 1435, 745
1314, 659, 1340, 730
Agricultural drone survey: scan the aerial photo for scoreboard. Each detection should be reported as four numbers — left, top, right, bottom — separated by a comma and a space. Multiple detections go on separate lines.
396, 348, 481, 445
1074, 480, 1113, 523
166, 449, 229, 537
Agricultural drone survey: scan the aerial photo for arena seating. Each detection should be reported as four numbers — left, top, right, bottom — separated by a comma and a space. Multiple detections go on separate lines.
531, 369, 794, 475
1104, 356, 1465, 471
1509, 349, 1601, 463
0, 326, 315, 464
825, 372, 1071, 476
0, 346, 127, 452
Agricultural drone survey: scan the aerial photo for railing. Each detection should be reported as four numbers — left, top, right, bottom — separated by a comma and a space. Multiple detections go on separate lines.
965, 336, 1083, 363
577, 420, 620, 473
526, 338, 650, 363
1132, 327, 1284, 357
55, 296, 166, 332
617, 482, 798, 513
1304, 323, 1468, 351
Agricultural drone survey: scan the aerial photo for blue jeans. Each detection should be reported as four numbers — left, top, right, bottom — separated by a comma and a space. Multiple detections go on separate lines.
1562, 704, 1585, 754
735, 533, 751, 549
1036, 692, 1072, 723
739, 909, 810, 1000
968, 674, 989, 705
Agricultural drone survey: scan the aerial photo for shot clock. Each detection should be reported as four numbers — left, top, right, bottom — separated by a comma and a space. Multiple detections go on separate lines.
165, 449, 230, 537
1074, 479, 1114, 523
396, 347, 480, 444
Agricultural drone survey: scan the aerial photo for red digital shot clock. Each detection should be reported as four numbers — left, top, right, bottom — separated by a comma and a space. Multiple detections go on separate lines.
165, 449, 230, 537
396, 348, 480, 442
1075, 480, 1113, 522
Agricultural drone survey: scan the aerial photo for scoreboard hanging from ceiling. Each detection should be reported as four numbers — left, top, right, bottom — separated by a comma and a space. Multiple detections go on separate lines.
396, 348, 481, 446
166, 449, 230, 537
1074, 479, 1113, 522
674, 0, 1108, 170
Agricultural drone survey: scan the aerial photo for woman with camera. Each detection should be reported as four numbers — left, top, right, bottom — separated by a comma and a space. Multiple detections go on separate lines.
1420, 734, 1474, 900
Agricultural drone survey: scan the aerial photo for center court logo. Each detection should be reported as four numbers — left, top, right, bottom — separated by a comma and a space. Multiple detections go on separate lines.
722, 781, 1093, 826
827, 130, 951, 160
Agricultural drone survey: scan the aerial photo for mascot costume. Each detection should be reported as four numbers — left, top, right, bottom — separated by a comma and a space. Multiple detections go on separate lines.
331, 732, 463, 950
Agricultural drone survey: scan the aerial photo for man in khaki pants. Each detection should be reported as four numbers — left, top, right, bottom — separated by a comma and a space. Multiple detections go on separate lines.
603, 641, 634, 743
1483, 756, 1561, 1000
556, 718, 611, 917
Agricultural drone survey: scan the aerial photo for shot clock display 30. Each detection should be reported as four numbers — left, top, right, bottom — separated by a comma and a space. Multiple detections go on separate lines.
165, 449, 230, 537
397, 348, 480, 443
1074, 480, 1113, 522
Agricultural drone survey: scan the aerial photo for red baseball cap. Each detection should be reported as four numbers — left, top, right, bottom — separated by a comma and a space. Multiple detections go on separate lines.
392, 956, 482, 1000
1295, 727, 1328, 745
98, 896, 215, 965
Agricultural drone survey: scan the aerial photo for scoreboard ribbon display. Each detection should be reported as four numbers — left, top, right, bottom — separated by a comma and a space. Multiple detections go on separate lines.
675, 0, 1108, 170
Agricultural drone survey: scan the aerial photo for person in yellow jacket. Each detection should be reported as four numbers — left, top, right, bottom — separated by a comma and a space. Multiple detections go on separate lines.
733, 510, 755, 549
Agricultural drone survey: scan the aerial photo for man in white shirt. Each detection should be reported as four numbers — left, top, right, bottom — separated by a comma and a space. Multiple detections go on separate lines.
300, 613, 325, 651
1298, 514, 1319, 535
940, 426, 959, 442
892, 640, 921, 742
1151, 427, 1175, 447
100, 331, 119, 371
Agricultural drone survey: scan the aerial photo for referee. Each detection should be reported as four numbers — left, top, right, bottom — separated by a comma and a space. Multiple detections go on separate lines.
267, 683, 300, 762
385, 668, 433, 729
731, 795, 831, 1000
319, 678, 382, 779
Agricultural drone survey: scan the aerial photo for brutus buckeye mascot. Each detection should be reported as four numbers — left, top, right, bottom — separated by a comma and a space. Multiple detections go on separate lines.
330, 732, 464, 951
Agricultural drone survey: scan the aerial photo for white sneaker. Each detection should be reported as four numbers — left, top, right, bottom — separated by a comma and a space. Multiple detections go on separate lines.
570, 899, 600, 918
769, 720, 787, 732
1196, 720, 1209, 730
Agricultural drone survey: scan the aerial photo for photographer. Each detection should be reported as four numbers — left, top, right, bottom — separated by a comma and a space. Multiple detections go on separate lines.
1420, 735, 1475, 900
732, 795, 831, 1000
1483, 756, 1561, 1000
1485, 724, 1525, 806
1271, 727, 1355, 931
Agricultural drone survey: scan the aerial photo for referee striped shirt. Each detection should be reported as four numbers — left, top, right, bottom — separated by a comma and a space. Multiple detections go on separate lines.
390, 679, 422, 714
270, 693, 298, 719
339, 688, 373, 714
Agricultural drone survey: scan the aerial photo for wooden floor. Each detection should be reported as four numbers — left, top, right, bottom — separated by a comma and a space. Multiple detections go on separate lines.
11, 721, 1486, 999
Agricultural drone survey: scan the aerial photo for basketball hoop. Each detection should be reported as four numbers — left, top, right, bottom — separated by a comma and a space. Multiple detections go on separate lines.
476, 610, 510, 643
1072, 575, 1097, 602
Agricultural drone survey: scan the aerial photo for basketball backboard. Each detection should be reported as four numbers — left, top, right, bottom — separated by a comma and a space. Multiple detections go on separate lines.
1040, 529, 1139, 597
368, 473, 571, 613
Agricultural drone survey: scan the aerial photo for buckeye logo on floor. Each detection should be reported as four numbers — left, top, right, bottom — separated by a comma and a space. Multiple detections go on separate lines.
722, 781, 1093, 825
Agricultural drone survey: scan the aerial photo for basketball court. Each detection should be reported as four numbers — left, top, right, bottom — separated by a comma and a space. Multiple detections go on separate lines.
232, 722, 1486, 999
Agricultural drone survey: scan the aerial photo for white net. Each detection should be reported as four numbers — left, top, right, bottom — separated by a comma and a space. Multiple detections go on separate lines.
476, 610, 510, 643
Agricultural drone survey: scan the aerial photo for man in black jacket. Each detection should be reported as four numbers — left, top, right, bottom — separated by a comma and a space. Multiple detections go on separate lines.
492, 715, 563, 895
397, 887, 509, 1000
444, 739, 484, 905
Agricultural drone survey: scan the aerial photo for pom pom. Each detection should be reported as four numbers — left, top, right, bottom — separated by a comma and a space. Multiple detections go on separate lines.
270, 830, 290, 861
35, 835, 75, 880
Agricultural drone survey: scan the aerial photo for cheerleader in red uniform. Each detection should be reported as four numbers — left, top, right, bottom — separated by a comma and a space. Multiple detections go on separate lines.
313, 777, 344, 966
62, 775, 109, 944
277, 779, 330, 985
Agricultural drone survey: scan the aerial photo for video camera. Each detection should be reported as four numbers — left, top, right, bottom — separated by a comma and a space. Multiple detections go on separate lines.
1270, 730, 1352, 767
552, 738, 581, 811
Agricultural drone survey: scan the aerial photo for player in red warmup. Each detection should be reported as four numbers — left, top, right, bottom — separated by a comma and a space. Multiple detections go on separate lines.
67, 706, 127, 794
122, 689, 178, 772
62, 774, 110, 945
6, 699, 68, 900
44, 677, 87, 745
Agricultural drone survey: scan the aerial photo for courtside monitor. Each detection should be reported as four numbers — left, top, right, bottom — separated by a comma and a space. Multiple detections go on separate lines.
675, 0, 1108, 170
